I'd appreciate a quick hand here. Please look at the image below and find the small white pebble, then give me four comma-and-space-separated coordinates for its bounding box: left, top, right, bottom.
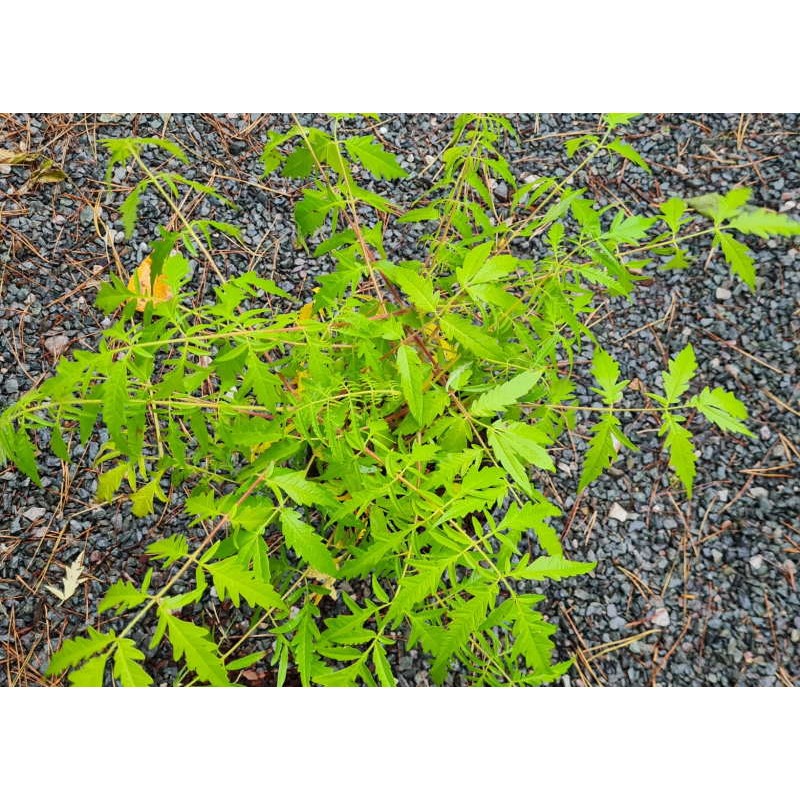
652, 607, 670, 627
23, 507, 47, 522
749, 554, 764, 570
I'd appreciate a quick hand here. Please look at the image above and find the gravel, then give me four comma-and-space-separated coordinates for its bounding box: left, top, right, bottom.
1, 113, 798, 686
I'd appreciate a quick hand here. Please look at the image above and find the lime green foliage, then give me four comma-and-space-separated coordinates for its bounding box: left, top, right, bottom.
2, 114, 796, 686
687, 188, 800, 289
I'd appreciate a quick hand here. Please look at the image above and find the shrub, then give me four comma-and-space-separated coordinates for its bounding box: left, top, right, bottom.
2, 113, 798, 685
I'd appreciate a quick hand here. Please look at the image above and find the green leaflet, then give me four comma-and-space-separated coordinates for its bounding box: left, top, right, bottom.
388, 559, 449, 623
372, 642, 396, 687
602, 212, 655, 244
120, 180, 147, 238
607, 138, 651, 173
662, 344, 697, 404
728, 207, 800, 239
269, 470, 338, 509
487, 421, 554, 498
8, 424, 42, 487
456, 244, 517, 288
440, 313, 507, 361
689, 386, 753, 437
49, 421, 70, 462
397, 206, 439, 223
280, 508, 338, 576
502, 500, 563, 558
205, 557, 287, 611
291, 603, 323, 687
103, 359, 129, 450
99, 579, 148, 613
281, 145, 314, 178
96, 463, 129, 503
603, 113, 640, 128
45, 627, 117, 676
509, 595, 557, 674
163, 612, 231, 686
295, 187, 341, 238
716, 231, 756, 289
660, 414, 696, 497
379, 262, 438, 313
146, 534, 189, 567
591, 348, 628, 406
226, 651, 267, 671
130, 474, 167, 518
660, 197, 689, 233
344, 135, 408, 180
113, 638, 153, 687
68, 654, 109, 686
470, 370, 541, 417
396, 344, 425, 423
578, 414, 634, 492
515, 555, 596, 582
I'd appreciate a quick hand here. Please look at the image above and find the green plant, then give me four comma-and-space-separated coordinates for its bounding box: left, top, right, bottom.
2, 113, 799, 686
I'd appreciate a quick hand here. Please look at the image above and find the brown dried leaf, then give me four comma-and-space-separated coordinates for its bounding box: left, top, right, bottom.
0, 148, 40, 166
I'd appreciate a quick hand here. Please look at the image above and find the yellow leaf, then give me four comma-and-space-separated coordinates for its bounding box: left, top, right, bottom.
306, 567, 338, 601
298, 302, 314, 322
423, 322, 457, 363
127, 255, 174, 312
